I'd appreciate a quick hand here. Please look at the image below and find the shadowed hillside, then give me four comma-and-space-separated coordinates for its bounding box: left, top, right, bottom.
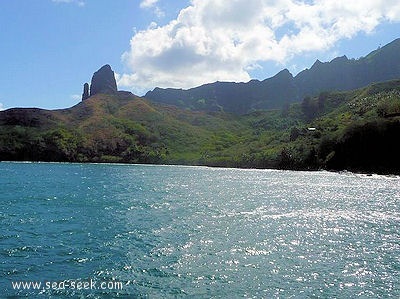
145, 38, 400, 114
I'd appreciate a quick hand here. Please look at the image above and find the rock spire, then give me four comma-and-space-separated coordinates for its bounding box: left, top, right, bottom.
89, 64, 118, 97
81, 82, 89, 101
81, 64, 118, 101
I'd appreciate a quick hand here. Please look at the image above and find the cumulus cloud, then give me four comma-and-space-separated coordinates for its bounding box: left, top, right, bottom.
51, 0, 85, 7
120, 0, 400, 93
0, 103, 5, 111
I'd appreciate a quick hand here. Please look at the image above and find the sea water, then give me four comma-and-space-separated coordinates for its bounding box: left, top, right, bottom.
0, 162, 399, 298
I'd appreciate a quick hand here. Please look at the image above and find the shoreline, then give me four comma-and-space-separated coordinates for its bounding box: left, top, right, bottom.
1, 160, 399, 177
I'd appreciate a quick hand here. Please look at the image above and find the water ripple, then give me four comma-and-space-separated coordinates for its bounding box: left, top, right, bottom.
0, 163, 399, 298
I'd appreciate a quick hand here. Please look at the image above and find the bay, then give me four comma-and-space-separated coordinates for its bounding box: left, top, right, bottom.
0, 162, 399, 298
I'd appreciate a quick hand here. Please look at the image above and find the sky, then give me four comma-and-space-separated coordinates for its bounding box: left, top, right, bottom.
1, 0, 400, 110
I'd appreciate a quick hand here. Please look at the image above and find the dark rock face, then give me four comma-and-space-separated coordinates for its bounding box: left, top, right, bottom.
82, 83, 89, 101
89, 64, 118, 97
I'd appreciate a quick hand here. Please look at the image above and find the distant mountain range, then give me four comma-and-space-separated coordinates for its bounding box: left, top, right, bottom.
145, 38, 400, 114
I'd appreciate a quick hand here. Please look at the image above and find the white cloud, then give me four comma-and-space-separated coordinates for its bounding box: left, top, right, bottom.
120, 0, 400, 93
140, 0, 159, 9
0, 103, 5, 111
52, 0, 85, 7
140, 0, 164, 17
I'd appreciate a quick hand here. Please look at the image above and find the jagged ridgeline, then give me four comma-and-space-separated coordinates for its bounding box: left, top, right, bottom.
1, 39, 400, 173
145, 38, 400, 114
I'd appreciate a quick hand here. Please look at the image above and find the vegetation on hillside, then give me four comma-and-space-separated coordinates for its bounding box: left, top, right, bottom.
1, 80, 400, 174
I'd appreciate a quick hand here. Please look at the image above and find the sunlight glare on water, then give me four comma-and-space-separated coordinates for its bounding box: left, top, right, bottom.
0, 163, 399, 298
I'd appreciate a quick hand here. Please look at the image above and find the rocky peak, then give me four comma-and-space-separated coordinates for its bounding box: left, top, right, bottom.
273, 68, 293, 80
81, 83, 89, 101
89, 64, 118, 97
311, 59, 323, 69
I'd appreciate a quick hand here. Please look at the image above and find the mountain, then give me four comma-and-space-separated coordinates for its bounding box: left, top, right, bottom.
1, 39, 400, 173
295, 38, 400, 96
145, 69, 298, 115
0, 92, 248, 165
145, 38, 400, 114
1, 76, 400, 173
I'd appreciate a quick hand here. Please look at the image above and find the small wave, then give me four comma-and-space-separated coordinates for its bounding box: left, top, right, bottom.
3, 245, 42, 258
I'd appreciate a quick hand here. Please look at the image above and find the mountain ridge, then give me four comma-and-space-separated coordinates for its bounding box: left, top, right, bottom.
1, 39, 400, 173
145, 38, 400, 114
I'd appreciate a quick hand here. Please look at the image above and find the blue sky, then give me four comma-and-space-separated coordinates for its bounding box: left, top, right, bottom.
1, 0, 400, 110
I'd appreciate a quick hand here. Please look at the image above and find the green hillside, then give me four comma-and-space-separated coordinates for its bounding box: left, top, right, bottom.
1, 80, 400, 173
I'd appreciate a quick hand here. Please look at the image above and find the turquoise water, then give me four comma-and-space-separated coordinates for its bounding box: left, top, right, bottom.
0, 162, 399, 298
